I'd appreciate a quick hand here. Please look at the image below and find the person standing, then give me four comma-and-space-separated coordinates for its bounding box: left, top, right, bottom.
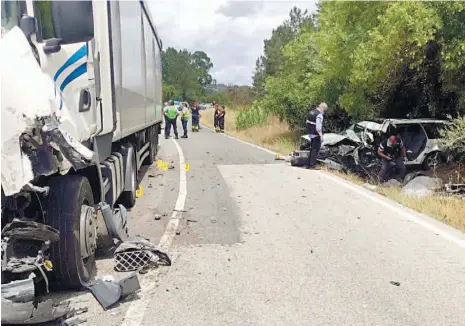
217, 105, 226, 133
306, 102, 328, 169
191, 101, 201, 132
377, 135, 407, 183
180, 103, 190, 138
163, 100, 179, 139
213, 103, 220, 132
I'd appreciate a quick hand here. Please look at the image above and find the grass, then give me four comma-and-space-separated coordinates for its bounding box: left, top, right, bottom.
201, 106, 465, 232
201, 107, 298, 155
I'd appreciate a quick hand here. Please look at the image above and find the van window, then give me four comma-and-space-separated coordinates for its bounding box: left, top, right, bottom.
421, 123, 444, 139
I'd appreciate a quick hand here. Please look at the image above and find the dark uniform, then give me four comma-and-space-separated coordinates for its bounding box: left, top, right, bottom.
378, 136, 407, 182
217, 106, 226, 132
191, 104, 200, 131
306, 108, 324, 168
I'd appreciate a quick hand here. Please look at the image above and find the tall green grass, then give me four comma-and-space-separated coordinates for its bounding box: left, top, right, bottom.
235, 102, 269, 130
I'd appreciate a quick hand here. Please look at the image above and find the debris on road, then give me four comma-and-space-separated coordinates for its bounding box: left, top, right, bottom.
63, 316, 87, 326
1, 277, 70, 324
390, 281, 401, 286
87, 273, 141, 310
1, 219, 64, 324
154, 214, 162, 220
187, 219, 198, 223
114, 236, 171, 273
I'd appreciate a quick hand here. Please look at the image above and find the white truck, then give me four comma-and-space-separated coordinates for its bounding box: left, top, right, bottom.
1, 0, 163, 296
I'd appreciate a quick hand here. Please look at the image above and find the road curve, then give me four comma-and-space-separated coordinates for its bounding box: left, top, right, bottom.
137, 124, 465, 326
56, 120, 465, 326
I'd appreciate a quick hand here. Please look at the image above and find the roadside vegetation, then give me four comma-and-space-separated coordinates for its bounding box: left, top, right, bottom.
167, 2, 465, 231
201, 107, 465, 232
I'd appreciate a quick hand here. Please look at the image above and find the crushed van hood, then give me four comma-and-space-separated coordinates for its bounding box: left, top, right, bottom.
1, 27, 94, 196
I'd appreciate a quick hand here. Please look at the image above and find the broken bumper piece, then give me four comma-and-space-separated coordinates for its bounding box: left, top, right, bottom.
87, 272, 141, 310
1, 279, 69, 324
114, 236, 172, 272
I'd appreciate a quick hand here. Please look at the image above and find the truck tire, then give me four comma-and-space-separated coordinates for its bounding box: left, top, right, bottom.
119, 148, 137, 208
145, 125, 158, 165
44, 175, 95, 289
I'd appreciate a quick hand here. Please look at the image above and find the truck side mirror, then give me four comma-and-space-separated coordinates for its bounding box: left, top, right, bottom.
19, 16, 37, 39
50, 1, 94, 45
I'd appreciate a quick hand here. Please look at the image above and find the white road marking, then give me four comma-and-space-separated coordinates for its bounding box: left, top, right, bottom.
122, 139, 187, 326
200, 123, 465, 249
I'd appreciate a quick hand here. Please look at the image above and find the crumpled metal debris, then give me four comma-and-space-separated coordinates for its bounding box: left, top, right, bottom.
114, 236, 171, 273
87, 273, 141, 310
2, 219, 59, 278
444, 183, 465, 195
1, 278, 70, 324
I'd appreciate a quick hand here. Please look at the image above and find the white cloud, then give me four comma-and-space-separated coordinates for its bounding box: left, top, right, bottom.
147, 0, 317, 85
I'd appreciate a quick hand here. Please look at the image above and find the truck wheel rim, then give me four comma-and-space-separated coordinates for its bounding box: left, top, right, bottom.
80, 202, 97, 260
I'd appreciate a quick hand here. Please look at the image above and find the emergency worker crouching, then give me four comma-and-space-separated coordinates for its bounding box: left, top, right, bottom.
377, 135, 407, 183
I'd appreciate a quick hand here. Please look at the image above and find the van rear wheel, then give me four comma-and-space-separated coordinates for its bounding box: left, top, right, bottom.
45, 175, 96, 289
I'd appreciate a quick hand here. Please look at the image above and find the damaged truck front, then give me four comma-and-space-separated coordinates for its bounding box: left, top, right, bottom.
1, 1, 163, 322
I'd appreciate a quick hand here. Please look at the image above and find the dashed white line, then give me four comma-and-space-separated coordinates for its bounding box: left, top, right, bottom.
200, 123, 465, 249
121, 138, 187, 326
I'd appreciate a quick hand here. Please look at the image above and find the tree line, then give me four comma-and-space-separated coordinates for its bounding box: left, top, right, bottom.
250, 2, 465, 132
162, 47, 215, 102
162, 47, 258, 106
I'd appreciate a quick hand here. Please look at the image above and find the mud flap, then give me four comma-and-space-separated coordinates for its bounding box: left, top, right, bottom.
100, 203, 129, 243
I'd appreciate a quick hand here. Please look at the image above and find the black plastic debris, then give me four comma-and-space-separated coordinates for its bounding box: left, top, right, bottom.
390, 281, 400, 286
87, 273, 141, 310
114, 236, 171, 272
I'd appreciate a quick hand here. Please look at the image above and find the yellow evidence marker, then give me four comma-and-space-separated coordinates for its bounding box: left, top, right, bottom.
275, 153, 281, 159
157, 159, 163, 168
184, 163, 190, 172
162, 162, 168, 171
136, 185, 144, 198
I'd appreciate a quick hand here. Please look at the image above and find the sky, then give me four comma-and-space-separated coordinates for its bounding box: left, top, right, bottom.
148, 0, 317, 86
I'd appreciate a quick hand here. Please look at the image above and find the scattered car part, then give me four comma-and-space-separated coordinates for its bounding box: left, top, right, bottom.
1, 278, 70, 324
87, 273, 141, 310
63, 316, 87, 326
290, 151, 310, 167
114, 236, 171, 272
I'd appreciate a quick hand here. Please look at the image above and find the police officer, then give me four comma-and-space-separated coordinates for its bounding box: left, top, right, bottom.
191, 101, 201, 131
163, 100, 179, 139
377, 135, 407, 183
180, 102, 190, 138
306, 102, 328, 169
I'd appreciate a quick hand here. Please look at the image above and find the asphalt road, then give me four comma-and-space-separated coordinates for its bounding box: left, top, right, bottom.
52, 121, 465, 326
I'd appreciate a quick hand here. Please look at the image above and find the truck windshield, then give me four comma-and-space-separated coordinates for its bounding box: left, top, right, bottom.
1, 1, 20, 33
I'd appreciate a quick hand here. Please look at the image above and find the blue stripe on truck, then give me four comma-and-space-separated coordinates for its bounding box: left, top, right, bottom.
55, 44, 88, 110
60, 62, 88, 92
53, 44, 87, 83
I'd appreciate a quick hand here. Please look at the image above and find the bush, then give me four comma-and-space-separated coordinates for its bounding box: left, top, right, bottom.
441, 116, 465, 162
236, 101, 269, 130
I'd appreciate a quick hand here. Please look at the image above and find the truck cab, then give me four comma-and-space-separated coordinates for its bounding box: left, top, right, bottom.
1, 0, 163, 297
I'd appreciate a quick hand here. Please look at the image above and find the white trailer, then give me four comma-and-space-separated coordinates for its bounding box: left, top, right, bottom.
1, 0, 163, 293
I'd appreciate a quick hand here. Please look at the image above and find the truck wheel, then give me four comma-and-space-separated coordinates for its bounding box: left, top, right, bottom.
44, 175, 96, 289
120, 149, 137, 208
145, 125, 158, 165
